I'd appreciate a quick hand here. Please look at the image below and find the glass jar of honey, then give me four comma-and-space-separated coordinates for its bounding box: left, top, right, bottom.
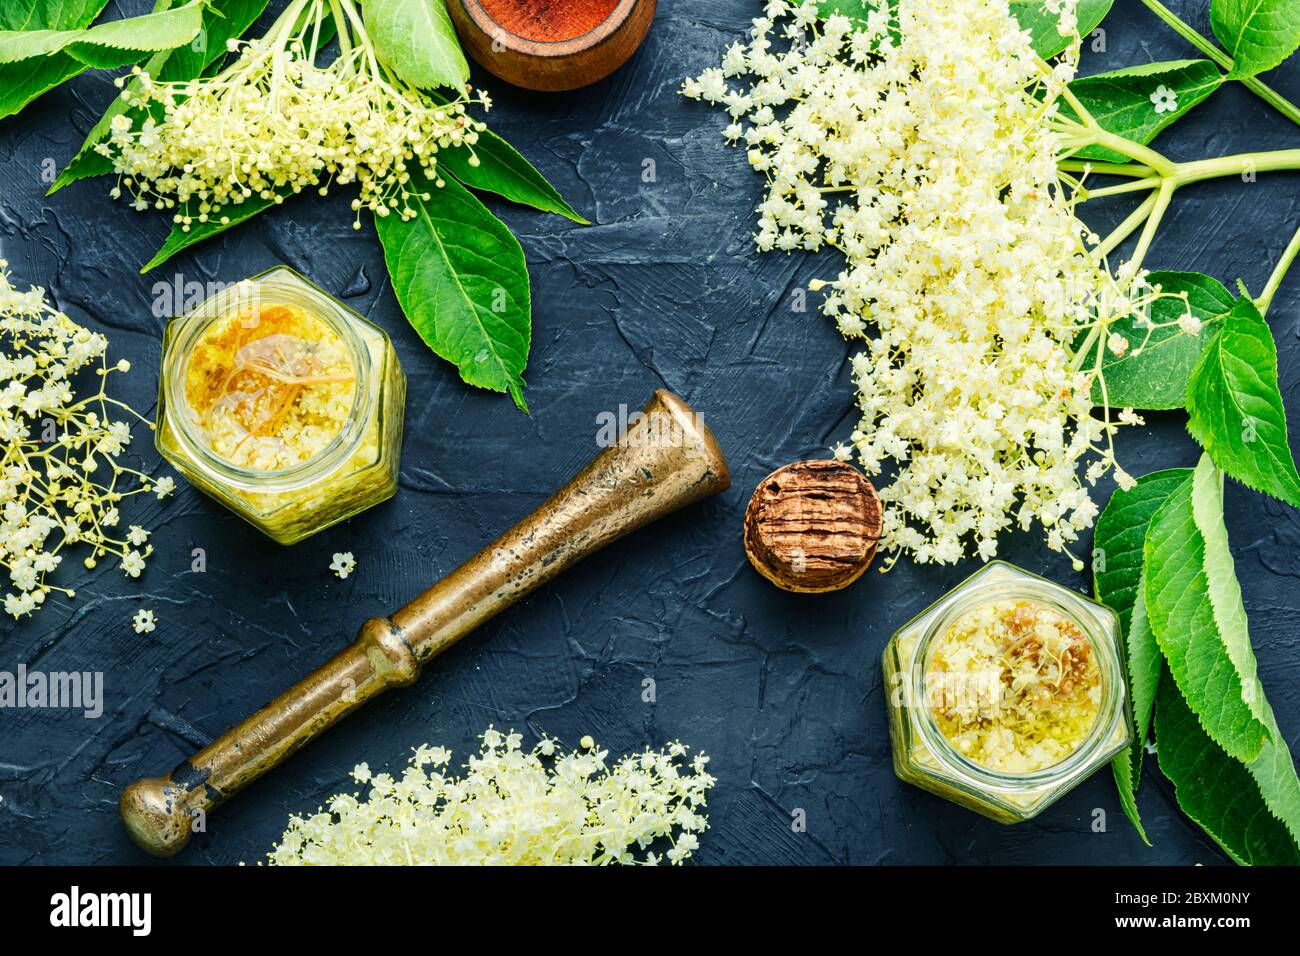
156, 267, 405, 545
883, 561, 1130, 822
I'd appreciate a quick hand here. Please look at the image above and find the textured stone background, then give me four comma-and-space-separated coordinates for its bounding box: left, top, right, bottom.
1, 0, 1297, 865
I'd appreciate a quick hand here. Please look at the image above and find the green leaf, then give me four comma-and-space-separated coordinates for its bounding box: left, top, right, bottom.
163, 0, 271, 83
1011, 0, 1114, 59
141, 191, 286, 273
0, 0, 108, 120
0, 1, 204, 68
0, 0, 108, 31
815, 0, 900, 46
816, 0, 892, 24
1111, 744, 1148, 845
1066, 60, 1223, 164
1211, 0, 1300, 79
0, 54, 85, 120
376, 172, 531, 410
1109, 575, 1156, 843
1155, 673, 1300, 865
364, 0, 468, 91
1094, 467, 1190, 841
51, 0, 271, 194
1187, 296, 1300, 508
1093, 271, 1234, 410
1144, 455, 1269, 763
1095, 470, 1191, 741
439, 131, 589, 224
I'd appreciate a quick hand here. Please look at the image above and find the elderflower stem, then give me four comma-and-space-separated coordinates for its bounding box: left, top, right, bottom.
1125, 179, 1176, 277
1060, 159, 1157, 178
1257, 222, 1300, 316
1088, 129, 1178, 176
1171, 148, 1300, 186
1138, 0, 1300, 129
1093, 190, 1159, 259
327, 0, 353, 58
1080, 178, 1161, 200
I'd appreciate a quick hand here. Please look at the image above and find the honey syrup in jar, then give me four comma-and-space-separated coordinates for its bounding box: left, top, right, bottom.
156, 267, 406, 544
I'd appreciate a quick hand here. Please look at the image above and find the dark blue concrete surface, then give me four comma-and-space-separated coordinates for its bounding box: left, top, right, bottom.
0, 0, 1297, 865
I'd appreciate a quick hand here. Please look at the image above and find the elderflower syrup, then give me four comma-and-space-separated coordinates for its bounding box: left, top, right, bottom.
883, 561, 1129, 822
156, 267, 405, 544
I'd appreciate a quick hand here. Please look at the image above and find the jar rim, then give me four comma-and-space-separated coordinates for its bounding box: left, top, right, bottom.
909, 572, 1125, 791
161, 267, 375, 494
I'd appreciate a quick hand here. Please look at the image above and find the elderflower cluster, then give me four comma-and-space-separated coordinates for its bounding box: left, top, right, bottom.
685, 0, 1158, 567
0, 263, 171, 619
100, 0, 489, 232
268, 729, 715, 865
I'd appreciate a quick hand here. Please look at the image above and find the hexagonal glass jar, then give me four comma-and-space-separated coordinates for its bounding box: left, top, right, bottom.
156, 266, 405, 545
883, 561, 1130, 823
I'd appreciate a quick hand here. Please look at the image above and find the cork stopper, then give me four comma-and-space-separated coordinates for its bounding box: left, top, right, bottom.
743, 460, 882, 593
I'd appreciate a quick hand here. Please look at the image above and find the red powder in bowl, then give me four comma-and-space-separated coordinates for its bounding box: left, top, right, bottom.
478, 0, 621, 42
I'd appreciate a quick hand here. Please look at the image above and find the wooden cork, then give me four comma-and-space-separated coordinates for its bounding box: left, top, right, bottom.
743, 460, 882, 593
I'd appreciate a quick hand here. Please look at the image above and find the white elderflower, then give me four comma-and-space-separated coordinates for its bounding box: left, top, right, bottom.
267, 730, 714, 866
120, 549, 146, 578
1149, 84, 1179, 114
99, 0, 490, 232
684, 0, 1175, 567
132, 608, 156, 634
330, 551, 357, 579
0, 263, 167, 619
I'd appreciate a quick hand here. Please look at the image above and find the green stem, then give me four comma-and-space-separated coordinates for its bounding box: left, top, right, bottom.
1090, 128, 1177, 176
1127, 180, 1175, 276
1095, 191, 1158, 259
1071, 322, 1102, 372
1060, 159, 1156, 178
1139, 0, 1300, 128
1081, 178, 1161, 200
1257, 223, 1300, 316
1171, 148, 1300, 186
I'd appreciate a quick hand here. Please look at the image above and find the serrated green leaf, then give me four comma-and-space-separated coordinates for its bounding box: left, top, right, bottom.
1093, 271, 1234, 410
376, 172, 531, 410
0, 0, 108, 32
141, 190, 286, 273
1145, 456, 1268, 763
1109, 575, 1155, 843
1066, 60, 1223, 164
0, 29, 88, 62
164, 0, 272, 82
1156, 673, 1300, 865
0, 0, 108, 120
0, 1, 203, 67
439, 131, 588, 225
1187, 296, 1300, 508
1010, 0, 1114, 59
1211, 0, 1300, 80
364, 0, 468, 91
51, 0, 272, 194
1094, 467, 1189, 841
0, 54, 85, 120
1110, 744, 1149, 845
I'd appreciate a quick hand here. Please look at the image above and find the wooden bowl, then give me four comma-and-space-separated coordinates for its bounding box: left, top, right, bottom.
447, 0, 656, 92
